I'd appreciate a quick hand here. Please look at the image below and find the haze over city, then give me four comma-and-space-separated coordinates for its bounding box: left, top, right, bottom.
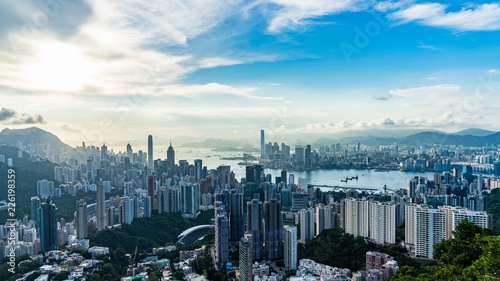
0, 0, 500, 147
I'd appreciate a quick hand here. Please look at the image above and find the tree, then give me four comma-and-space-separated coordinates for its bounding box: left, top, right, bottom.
433, 220, 490, 268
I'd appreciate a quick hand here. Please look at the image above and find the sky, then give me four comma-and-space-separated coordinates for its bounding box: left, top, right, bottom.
1, 0, 500, 148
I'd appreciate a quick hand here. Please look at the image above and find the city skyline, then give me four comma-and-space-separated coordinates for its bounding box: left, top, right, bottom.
0, 1, 500, 145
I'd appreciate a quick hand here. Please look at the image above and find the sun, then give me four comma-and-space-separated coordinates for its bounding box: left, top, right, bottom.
22, 42, 89, 92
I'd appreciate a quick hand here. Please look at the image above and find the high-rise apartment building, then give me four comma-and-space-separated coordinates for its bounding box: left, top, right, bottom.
369, 202, 396, 244
76, 199, 87, 239
283, 225, 298, 270
239, 234, 253, 281
96, 182, 106, 231
299, 208, 315, 244
215, 205, 229, 264
344, 198, 369, 238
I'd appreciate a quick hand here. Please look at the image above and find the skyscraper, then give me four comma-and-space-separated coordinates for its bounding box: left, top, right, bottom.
148, 135, 153, 169
283, 225, 298, 270
194, 159, 203, 180
31, 196, 40, 225
315, 204, 335, 237
76, 199, 88, 239
260, 130, 265, 158
182, 183, 200, 216
299, 208, 315, 244
39, 197, 58, 251
369, 201, 396, 244
239, 234, 253, 281
344, 198, 370, 238
264, 199, 282, 260
167, 142, 175, 168
215, 205, 229, 264
96, 182, 106, 231
101, 143, 108, 159
126, 143, 133, 161
247, 199, 263, 261
229, 189, 244, 242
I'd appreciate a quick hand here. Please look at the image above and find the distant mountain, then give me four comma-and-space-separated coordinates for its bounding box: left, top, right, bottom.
0, 127, 71, 152
399, 131, 500, 146
314, 130, 500, 147
453, 128, 497, 137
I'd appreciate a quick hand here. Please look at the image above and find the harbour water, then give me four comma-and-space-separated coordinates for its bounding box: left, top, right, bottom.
160, 147, 438, 191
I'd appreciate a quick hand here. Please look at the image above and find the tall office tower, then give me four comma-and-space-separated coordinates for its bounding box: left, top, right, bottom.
144, 196, 152, 218
182, 183, 200, 215
407, 177, 418, 202
39, 198, 58, 251
291, 191, 308, 213
96, 182, 106, 231
101, 143, 108, 159
281, 188, 291, 210
167, 142, 175, 167
344, 198, 370, 238
305, 145, 312, 169
147, 176, 157, 211
229, 189, 244, 242
260, 130, 265, 158
121, 198, 133, 224
288, 173, 295, 186
264, 199, 282, 260
86, 159, 94, 183
281, 170, 287, 185
148, 135, 153, 169
76, 199, 88, 239
215, 205, 229, 264
126, 143, 133, 161
247, 199, 263, 261
369, 201, 396, 244
315, 204, 335, 236
239, 234, 253, 281
283, 225, 298, 270
31, 196, 40, 225
299, 208, 315, 244
194, 159, 203, 180
439, 206, 491, 239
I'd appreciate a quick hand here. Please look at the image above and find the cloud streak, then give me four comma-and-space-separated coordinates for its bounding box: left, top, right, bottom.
390, 3, 500, 31
389, 84, 461, 98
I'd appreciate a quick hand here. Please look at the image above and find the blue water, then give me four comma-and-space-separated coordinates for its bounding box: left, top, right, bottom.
168, 147, 438, 191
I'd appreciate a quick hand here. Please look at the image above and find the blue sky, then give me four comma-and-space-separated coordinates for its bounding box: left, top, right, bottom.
0, 0, 499, 147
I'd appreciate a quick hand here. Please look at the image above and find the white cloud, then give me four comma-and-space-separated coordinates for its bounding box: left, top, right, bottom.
390, 3, 500, 31
251, 0, 363, 33
488, 69, 499, 74
389, 84, 461, 98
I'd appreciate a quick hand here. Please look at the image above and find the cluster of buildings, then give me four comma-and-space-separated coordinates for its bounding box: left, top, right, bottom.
2, 132, 500, 280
